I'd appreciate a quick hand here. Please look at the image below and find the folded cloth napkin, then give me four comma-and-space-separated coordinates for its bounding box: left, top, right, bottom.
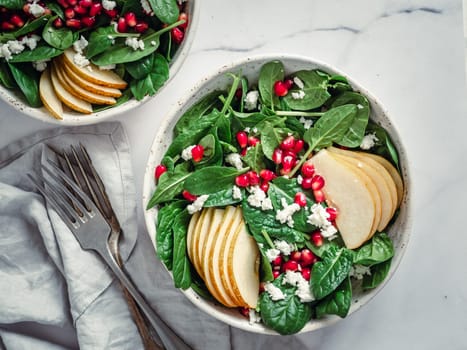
0, 122, 320, 350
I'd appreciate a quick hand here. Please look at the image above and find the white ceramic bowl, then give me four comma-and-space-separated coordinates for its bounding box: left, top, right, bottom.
142, 54, 412, 334
0, 1, 199, 125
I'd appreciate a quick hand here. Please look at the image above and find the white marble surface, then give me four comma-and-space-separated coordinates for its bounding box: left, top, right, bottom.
1, 0, 467, 348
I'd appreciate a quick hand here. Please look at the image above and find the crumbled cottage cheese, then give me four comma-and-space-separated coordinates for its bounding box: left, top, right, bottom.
102, 0, 116, 10
291, 90, 306, 100
247, 186, 273, 211
307, 203, 338, 239
225, 153, 243, 170
244, 90, 259, 111
265, 248, 281, 262
349, 264, 371, 280
73, 36, 88, 54
0, 45, 12, 61
0, 36, 40, 61
73, 52, 90, 67
187, 195, 209, 214
274, 240, 295, 256
181, 145, 195, 161
283, 270, 315, 302
293, 76, 305, 89
299, 116, 313, 130
264, 282, 285, 301
232, 185, 242, 200
360, 132, 378, 150
140, 0, 153, 14
33, 59, 49, 72
29, 1, 46, 17
276, 198, 301, 228
21, 35, 40, 50
7, 40, 25, 54
125, 37, 145, 51
248, 309, 261, 325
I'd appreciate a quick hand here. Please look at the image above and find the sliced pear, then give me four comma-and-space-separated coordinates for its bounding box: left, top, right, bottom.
54, 62, 117, 105
328, 148, 395, 232
58, 57, 122, 98
62, 48, 127, 89
189, 208, 209, 278
186, 211, 200, 262
311, 149, 377, 249
39, 68, 63, 120
50, 65, 92, 114
227, 222, 260, 308
364, 153, 404, 207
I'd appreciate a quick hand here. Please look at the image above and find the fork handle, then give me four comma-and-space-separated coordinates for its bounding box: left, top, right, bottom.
99, 248, 193, 350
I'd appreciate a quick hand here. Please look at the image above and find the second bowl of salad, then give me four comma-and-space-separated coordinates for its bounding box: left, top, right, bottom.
143, 54, 412, 335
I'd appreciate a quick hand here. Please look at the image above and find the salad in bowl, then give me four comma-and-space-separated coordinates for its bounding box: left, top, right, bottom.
143, 56, 411, 335
0, 0, 196, 124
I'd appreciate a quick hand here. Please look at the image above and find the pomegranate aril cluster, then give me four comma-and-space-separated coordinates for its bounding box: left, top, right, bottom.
271, 135, 305, 175
1, 3, 51, 31
271, 248, 318, 281
170, 12, 188, 44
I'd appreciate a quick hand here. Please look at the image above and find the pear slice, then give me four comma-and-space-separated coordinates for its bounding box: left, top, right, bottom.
227, 221, 260, 308
364, 153, 404, 207
54, 62, 117, 105
50, 65, 92, 114
58, 57, 122, 98
328, 147, 396, 232
311, 149, 377, 249
193, 208, 215, 279
189, 208, 209, 278
39, 68, 63, 120
62, 49, 127, 89
186, 211, 200, 262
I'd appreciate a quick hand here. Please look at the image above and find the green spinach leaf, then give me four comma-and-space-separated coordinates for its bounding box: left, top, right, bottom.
260, 122, 293, 160
130, 53, 169, 100
42, 16, 76, 50
148, 0, 179, 24
8, 63, 41, 107
202, 185, 242, 207
184, 166, 246, 195
0, 61, 15, 88
242, 143, 266, 173
353, 232, 394, 266
365, 121, 400, 167
258, 60, 284, 110
362, 259, 392, 290
147, 162, 191, 207
8, 43, 63, 62
315, 276, 352, 318
0, 0, 23, 9
283, 70, 331, 110
172, 209, 192, 289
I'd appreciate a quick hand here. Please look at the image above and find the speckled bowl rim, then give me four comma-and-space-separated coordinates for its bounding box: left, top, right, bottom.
142, 54, 413, 335
0, 0, 200, 126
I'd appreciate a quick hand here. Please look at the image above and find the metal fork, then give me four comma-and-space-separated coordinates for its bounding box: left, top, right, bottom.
27, 161, 192, 350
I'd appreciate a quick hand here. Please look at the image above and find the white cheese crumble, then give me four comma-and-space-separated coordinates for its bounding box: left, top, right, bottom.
107, 35, 116, 45
244, 126, 251, 133
181, 145, 195, 161
21, 35, 40, 50
282, 270, 315, 302
99, 64, 116, 70
296, 175, 303, 185
307, 204, 338, 239
125, 37, 145, 51
274, 240, 295, 256
291, 90, 306, 100
349, 264, 371, 280
261, 197, 273, 211
293, 76, 304, 89
299, 116, 313, 130
244, 90, 259, 111
7, 41, 25, 54
248, 309, 261, 325
73, 53, 90, 67
73, 36, 88, 54
140, 0, 153, 14
232, 185, 243, 200
102, 0, 116, 10
29, 2, 46, 17
225, 153, 243, 170
265, 248, 280, 262
150, 40, 157, 46
0, 45, 12, 61
187, 195, 209, 214
360, 132, 378, 150
276, 198, 301, 228
33, 59, 49, 72
247, 186, 266, 208
264, 282, 285, 301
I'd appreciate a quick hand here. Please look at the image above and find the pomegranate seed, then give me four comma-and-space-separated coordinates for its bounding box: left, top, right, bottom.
284, 78, 294, 89
191, 145, 204, 162
281, 155, 294, 174
65, 19, 81, 29
171, 27, 184, 44
279, 135, 296, 151
301, 267, 311, 281
294, 192, 307, 207
236, 131, 248, 148
89, 2, 102, 16
1, 22, 15, 30
116, 17, 127, 32
326, 207, 338, 221
272, 255, 282, 266
73, 4, 87, 14
81, 16, 95, 27
300, 249, 315, 267
235, 174, 249, 188
64, 7, 75, 18
282, 260, 299, 272
246, 171, 260, 186
301, 177, 313, 190
272, 148, 283, 164
10, 15, 24, 27
79, 0, 92, 7
67, 0, 77, 6
234, 88, 243, 99
154, 164, 167, 180
310, 174, 325, 191
293, 139, 305, 154
290, 251, 301, 262
53, 17, 64, 28
311, 231, 323, 247
104, 8, 118, 18
260, 169, 276, 181
135, 21, 148, 33
124, 12, 137, 27
57, 0, 69, 8
301, 161, 315, 178
240, 148, 247, 156
260, 180, 269, 193
239, 307, 249, 317
248, 136, 260, 147
182, 190, 197, 201
273, 81, 288, 97
272, 270, 281, 279
178, 12, 188, 30
313, 189, 325, 203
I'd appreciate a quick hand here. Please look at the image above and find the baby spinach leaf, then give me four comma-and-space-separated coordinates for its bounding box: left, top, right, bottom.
195, 131, 223, 168
0, 0, 23, 9
203, 185, 242, 207
242, 143, 266, 173
156, 200, 186, 270
214, 113, 232, 144
42, 16, 76, 50
125, 53, 154, 80
353, 232, 394, 266
0, 62, 15, 89
260, 122, 293, 160
365, 121, 400, 167
259, 277, 313, 335
311, 245, 353, 299
11, 16, 49, 38
147, 162, 191, 207
130, 53, 169, 100
86, 26, 126, 58
283, 70, 331, 111
303, 104, 357, 151
8, 63, 41, 107
315, 276, 352, 318
332, 91, 370, 148
362, 258, 392, 290
184, 166, 246, 195
258, 60, 284, 110
259, 251, 274, 282
149, 0, 179, 24
8, 44, 63, 63
172, 209, 192, 289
